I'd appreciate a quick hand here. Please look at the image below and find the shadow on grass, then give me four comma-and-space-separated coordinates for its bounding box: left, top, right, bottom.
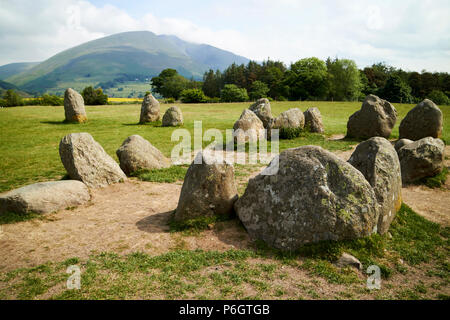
0, 211, 43, 225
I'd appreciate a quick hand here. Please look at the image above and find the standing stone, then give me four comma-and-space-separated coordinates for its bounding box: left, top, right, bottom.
162, 106, 183, 127
59, 133, 127, 188
304, 107, 324, 133
235, 146, 379, 251
397, 137, 445, 184
399, 99, 443, 140
174, 151, 238, 222
249, 98, 274, 129
233, 109, 265, 143
139, 93, 160, 123
116, 135, 171, 175
394, 139, 413, 152
347, 94, 397, 139
0, 181, 90, 215
348, 137, 402, 235
64, 88, 87, 123
273, 108, 305, 129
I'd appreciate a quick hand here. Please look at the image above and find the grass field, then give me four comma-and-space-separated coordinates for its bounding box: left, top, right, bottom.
0, 101, 449, 192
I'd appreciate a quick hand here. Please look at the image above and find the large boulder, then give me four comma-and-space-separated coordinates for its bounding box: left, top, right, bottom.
116, 135, 170, 175
162, 106, 183, 127
59, 133, 127, 188
347, 94, 397, 139
399, 99, 443, 140
139, 94, 160, 123
394, 139, 413, 152
235, 146, 379, 251
174, 151, 238, 222
348, 137, 402, 235
249, 98, 274, 129
0, 181, 90, 215
64, 88, 87, 123
304, 107, 324, 133
398, 137, 445, 184
273, 108, 305, 130
233, 109, 265, 143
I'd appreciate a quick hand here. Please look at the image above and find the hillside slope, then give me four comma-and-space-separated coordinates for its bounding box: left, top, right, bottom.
0, 62, 39, 80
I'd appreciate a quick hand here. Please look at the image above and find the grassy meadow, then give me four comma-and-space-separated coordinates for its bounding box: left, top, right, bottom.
0, 101, 449, 193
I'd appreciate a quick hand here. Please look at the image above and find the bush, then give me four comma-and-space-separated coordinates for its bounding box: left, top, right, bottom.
207, 97, 221, 103
180, 88, 207, 103
249, 80, 269, 100
81, 86, 108, 105
165, 97, 175, 104
279, 127, 303, 139
2, 89, 22, 107
220, 84, 249, 102
427, 90, 449, 106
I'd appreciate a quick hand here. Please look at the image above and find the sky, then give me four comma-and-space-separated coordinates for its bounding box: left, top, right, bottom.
0, 0, 449, 72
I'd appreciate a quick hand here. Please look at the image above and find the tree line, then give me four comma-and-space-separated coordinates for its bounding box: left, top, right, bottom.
151, 58, 450, 105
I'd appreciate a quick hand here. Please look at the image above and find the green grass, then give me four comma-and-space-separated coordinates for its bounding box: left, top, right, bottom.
421, 167, 449, 188
131, 166, 188, 183
2, 101, 446, 193
0, 212, 43, 225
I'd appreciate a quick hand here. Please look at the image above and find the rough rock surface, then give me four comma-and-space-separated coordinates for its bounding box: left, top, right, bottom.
399, 99, 443, 140
398, 137, 445, 184
174, 151, 238, 222
162, 105, 183, 127
116, 135, 170, 175
304, 107, 324, 133
235, 146, 379, 251
273, 108, 305, 129
139, 94, 160, 123
249, 98, 273, 129
59, 133, 127, 188
233, 109, 265, 143
347, 94, 397, 139
0, 181, 90, 215
64, 88, 87, 123
348, 137, 402, 235
394, 139, 413, 152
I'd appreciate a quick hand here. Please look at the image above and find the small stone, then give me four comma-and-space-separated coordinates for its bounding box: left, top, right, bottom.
249, 98, 273, 129
139, 93, 160, 123
162, 105, 183, 126
64, 88, 87, 123
335, 253, 362, 270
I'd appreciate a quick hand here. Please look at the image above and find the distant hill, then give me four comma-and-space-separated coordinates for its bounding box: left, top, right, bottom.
0, 80, 30, 97
5, 31, 250, 94
0, 62, 39, 80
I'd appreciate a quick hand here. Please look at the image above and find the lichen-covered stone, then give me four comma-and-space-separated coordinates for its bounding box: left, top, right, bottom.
162, 105, 183, 126
174, 151, 238, 222
59, 133, 127, 188
394, 139, 413, 152
249, 98, 273, 129
235, 146, 379, 251
64, 88, 87, 123
0, 181, 90, 215
139, 93, 160, 123
233, 109, 265, 143
304, 107, 324, 133
398, 137, 445, 184
348, 137, 402, 235
347, 94, 397, 139
273, 108, 305, 130
116, 135, 170, 175
399, 99, 443, 140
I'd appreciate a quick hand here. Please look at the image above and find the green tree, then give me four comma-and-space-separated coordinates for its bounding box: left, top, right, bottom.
81, 86, 108, 105
220, 84, 249, 102
180, 88, 208, 103
378, 74, 413, 103
427, 90, 449, 105
202, 69, 221, 97
327, 58, 362, 101
2, 89, 22, 107
151, 69, 189, 100
249, 80, 269, 100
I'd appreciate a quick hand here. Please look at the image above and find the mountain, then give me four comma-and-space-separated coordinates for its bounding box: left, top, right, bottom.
5, 31, 249, 94
0, 62, 40, 80
0, 80, 30, 97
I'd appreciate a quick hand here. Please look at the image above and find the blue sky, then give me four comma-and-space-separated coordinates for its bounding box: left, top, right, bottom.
1, 0, 449, 72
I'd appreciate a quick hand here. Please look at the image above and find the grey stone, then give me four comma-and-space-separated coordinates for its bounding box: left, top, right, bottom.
139, 93, 160, 123
162, 105, 183, 127
335, 252, 362, 270
249, 98, 273, 129
347, 94, 397, 139
59, 133, 127, 188
64, 88, 87, 123
174, 151, 238, 222
235, 146, 379, 251
273, 108, 305, 130
304, 107, 324, 133
394, 139, 413, 152
398, 137, 445, 184
116, 135, 170, 175
399, 99, 443, 140
0, 180, 90, 215
233, 109, 265, 143
348, 137, 402, 235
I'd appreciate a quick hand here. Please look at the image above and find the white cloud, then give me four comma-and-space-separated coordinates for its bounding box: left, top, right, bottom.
0, 0, 449, 72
